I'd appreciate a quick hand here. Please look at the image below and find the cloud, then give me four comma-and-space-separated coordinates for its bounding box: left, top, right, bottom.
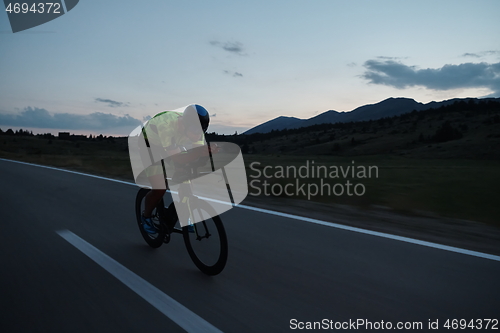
210, 41, 245, 55
462, 53, 481, 58
95, 98, 129, 107
462, 50, 500, 58
223, 70, 243, 77
0, 107, 141, 130
376, 56, 407, 60
362, 59, 500, 96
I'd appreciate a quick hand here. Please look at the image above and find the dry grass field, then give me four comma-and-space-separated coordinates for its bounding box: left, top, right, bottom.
1, 134, 499, 227
1, 100, 499, 227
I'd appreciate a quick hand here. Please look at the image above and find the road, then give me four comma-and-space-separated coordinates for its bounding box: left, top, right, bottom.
0, 158, 499, 332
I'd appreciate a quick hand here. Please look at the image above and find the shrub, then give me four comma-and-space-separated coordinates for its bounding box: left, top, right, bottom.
431, 121, 463, 143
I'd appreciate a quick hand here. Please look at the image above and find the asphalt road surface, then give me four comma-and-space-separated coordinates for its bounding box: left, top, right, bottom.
1, 158, 499, 332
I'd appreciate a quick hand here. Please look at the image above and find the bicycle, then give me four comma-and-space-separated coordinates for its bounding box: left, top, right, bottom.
135, 156, 228, 276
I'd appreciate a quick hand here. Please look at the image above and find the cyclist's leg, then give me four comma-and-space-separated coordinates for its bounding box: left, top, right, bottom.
144, 173, 167, 217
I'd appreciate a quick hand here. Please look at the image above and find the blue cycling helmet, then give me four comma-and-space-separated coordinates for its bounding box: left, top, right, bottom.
183, 104, 210, 133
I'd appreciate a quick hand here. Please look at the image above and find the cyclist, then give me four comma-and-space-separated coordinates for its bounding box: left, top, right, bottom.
140, 104, 212, 234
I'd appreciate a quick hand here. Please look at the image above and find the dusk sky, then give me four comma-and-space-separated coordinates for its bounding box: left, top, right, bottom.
1, 0, 499, 135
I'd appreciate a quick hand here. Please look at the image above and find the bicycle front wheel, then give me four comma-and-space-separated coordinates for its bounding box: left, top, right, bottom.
182, 199, 228, 276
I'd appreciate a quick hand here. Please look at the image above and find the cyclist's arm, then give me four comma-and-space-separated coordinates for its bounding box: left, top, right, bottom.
165, 144, 182, 157
168, 145, 209, 164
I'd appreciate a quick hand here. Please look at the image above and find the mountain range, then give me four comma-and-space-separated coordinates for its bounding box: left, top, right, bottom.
244, 97, 497, 134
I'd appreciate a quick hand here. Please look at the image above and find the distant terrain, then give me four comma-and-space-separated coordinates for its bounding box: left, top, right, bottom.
244, 96, 500, 135
1, 97, 499, 228
212, 98, 500, 160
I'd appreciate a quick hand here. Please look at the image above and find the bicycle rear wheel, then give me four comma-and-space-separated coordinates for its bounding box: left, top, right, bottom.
182, 199, 228, 275
135, 188, 167, 248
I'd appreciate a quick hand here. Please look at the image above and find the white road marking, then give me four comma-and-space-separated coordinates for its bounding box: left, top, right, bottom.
2, 158, 500, 262
235, 204, 500, 262
56, 229, 223, 333
0, 158, 136, 185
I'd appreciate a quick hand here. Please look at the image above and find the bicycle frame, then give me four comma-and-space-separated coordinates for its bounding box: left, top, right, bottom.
135, 165, 228, 275
160, 167, 213, 241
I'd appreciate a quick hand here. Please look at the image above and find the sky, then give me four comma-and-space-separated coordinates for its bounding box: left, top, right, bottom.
1, 0, 499, 136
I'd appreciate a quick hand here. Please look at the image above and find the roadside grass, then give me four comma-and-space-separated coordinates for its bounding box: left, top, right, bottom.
0, 136, 134, 180
1, 136, 498, 226
244, 154, 500, 226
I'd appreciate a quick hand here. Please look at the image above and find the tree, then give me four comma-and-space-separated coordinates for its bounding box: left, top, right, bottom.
431, 121, 463, 143
241, 143, 249, 154
331, 143, 341, 152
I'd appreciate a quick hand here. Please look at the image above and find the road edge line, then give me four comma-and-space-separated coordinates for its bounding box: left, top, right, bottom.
2, 158, 499, 262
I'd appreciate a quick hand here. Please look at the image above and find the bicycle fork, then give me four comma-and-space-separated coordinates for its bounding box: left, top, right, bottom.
183, 196, 211, 241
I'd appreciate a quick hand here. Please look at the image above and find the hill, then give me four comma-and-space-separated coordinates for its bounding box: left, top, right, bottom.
243, 116, 303, 134
244, 97, 495, 134
209, 98, 500, 160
